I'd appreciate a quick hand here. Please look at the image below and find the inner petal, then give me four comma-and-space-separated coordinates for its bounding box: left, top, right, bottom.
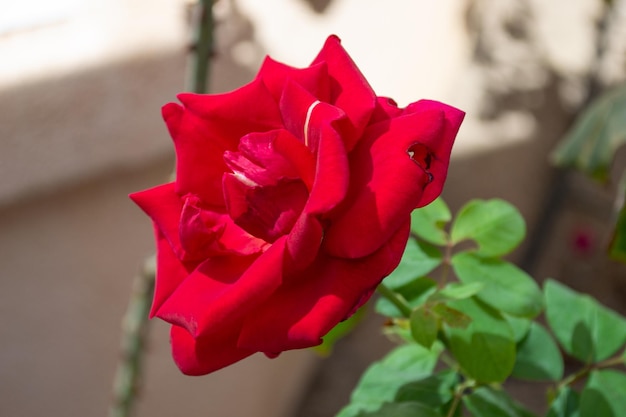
223, 174, 309, 243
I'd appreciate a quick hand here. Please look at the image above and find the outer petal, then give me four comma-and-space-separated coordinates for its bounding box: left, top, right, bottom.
170, 324, 254, 376
130, 183, 186, 259
156, 238, 287, 338
165, 78, 283, 205
237, 220, 410, 352
151, 228, 198, 317
311, 35, 377, 150
403, 100, 465, 207
256, 56, 331, 103
324, 105, 461, 259
369, 97, 404, 124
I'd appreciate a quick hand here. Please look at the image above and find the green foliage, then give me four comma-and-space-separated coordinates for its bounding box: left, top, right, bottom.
544, 279, 626, 363
375, 277, 437, 317
354, 402, 442, 417
339, 197, 626, 417
451, 253, 543, 318
579, 370, 626, 417
463, 387, 537, 417
450, 199, 525, 257
608, 176, 626, 262
383, 239, 442, 288
551, 84, 626, 265
512, 322, 563, 381
394, 370, 457, 409
336, 344, 441, 417
411, 197, 452, 246
410, 306, 439, 349
546, 387, 580, 417
314, 304, 366, 355
445, 297, 516, 383
552, 83, 626, 182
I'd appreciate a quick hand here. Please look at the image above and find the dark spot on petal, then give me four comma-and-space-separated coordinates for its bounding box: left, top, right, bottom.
407, 142, 435, 184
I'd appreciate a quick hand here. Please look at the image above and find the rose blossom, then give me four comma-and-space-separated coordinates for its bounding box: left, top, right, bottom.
131, 35, 464, 375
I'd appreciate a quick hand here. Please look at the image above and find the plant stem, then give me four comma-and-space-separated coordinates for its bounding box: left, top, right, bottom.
556, 352, 626, 391
108, 2, 216, 416
187, 0, 215, 94
446, 392, 463, 417
108, 256, 156, 417
439, 240, 454, 288
377, 283, 413, 318
447, 379, 474, 417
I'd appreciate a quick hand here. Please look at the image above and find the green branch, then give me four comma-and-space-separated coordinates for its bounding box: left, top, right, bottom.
187, 0, 215, 94
377, 283, 413, 318
556, 352, 626, 391
108, 256, 156, 417
108, 1, 217, 414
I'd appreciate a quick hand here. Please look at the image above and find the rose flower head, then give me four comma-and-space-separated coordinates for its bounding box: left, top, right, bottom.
130, 35, 464, 375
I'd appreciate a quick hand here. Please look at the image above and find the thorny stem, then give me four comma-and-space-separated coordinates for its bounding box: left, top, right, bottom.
377, 283, 413, 318
187, 0, 215, 94
108, 256, 156, 417
108, 1, 216, 416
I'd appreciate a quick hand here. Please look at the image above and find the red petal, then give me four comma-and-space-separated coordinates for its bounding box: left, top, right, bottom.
285, 213, 324, 271
151, 228, 197, 317
155, 238, 286, 338
304, 118, 350, 215
179, 194, 227, 260
237, 221, 409, 352
370, 97, 403, 124
311, 35, 377, 150
130, 183, 186, 259
164, 78, 283, 205
257, 56, 331, 103
403, 100, 465, 207
324, 105, 461, 258
223, 173, 309, 243
170, 324, 254, 376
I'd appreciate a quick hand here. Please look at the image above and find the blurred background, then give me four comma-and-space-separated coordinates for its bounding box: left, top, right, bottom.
1, 0, 625, 416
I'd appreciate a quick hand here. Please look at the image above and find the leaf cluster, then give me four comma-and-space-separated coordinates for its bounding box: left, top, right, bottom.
337, 198, 626, 417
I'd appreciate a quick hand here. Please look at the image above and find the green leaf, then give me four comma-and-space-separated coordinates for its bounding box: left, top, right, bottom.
450, 199, 526, 257
431, 303, 472, 329
376, 277, 437, 317
544, 279, 626, 363
580, 370, 626, 417
428, 282, 484, 303
547, 387, 580, 417
445, 297, 516, 383
337, 344, 441, 417
505, 315, 532, 343
463, 387, 538, 417
314, 302, 366, 355
395, 370, 458, 409
410, 307, 439, 349
552, 83, 626, 182
609, 174, 626, 263
512, 322, 564, 381
383, 239, 443, 288
411, 197, 452, 245
451, 252, 543, 318
354, 402, 443, 417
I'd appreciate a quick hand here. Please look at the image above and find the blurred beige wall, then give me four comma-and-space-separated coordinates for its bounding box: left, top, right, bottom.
3, 0, 621, 416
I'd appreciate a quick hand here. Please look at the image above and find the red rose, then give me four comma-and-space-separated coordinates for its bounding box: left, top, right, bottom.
131, 35, 464, 375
